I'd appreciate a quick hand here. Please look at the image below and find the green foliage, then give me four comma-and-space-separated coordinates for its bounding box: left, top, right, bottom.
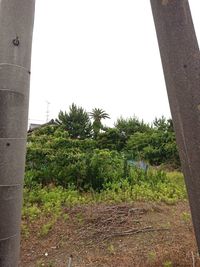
181, 212, 191, 224
113, 116, 179, 168
96, 128, 126, 151
86, 149, 124, 190
26, 128, 93, 188
23, 185, 90, 222
163, 261, 173, 267
153, 116, 174, 132
89, 108, 110, 138
39, 220, 56, 237
126, 127, 179, 167
26, 127, 124, 190
55, 103, 92, 139
24, 111, 186, 240
115, 116, 151, 140
23, 161, 186, 241
147, 251, 157, 264
22, 170, 186, 223
101, 168, 186, 204
28, 112, 180, 171
22, 204, 41, 221
21, 223, 30, 238
28, 124, 60, 137
26, 113, 182, 201
107, 244, 115, 254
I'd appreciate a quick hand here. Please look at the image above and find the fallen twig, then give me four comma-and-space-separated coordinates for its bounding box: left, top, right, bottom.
67, 255, 73, 267
191, 251, 195, 267
110, 226, 169, 238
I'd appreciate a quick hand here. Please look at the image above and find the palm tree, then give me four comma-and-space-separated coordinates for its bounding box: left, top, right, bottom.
0, 0, 35, 265
89, 108, 110, 138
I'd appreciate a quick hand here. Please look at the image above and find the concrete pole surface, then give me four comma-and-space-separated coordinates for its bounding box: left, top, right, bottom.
150, 0, 200, 252
0, 0, 35, 266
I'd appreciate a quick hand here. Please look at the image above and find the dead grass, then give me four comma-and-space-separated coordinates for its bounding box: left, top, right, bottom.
20, 201, 200, 267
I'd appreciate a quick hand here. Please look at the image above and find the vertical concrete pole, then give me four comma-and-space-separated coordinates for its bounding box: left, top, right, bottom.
150, 0, 200, 251
0, 0, 35, 265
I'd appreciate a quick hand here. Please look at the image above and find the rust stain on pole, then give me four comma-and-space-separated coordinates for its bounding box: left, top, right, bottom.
150, 0, 200, 252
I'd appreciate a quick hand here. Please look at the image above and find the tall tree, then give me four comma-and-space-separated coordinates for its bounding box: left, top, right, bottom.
56, 103, 92, 139
153, 116, 174, 132
115, 116, 151, 139
0, 0, 35, 265
151, 0, 200, 252
89, 108, 110, 138
96, 128, 126, 151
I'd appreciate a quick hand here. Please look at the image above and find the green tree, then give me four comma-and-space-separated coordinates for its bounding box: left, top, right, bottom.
153, 116, 174, 132
56, 103, 92, 139
126, 128, 179, 167
115, 116, 151, 140
89, 108, 110, 138
96, 128, 126, 151
26, 128, 124, 191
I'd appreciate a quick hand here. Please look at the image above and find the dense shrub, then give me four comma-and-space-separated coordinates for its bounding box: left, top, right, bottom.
26, 128, 124, 190
115, 116, 151, 139
86, 149, 124, 190
96, 128, 126, 151
102, 169, 186, 204
23, 170, 187, 222
126, 130, 180, 167
26, 115, 181, 191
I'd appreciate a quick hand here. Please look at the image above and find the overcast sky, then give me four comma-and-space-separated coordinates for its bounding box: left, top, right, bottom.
28, 0, 200, 126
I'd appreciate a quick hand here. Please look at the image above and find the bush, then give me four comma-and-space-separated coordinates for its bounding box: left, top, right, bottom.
126, 130, 180, 167
86, 149, 124, 190
26, 129, 124, 190
102, 168, 186, 203
25, 119, 181, 192
23, 170, 187, 223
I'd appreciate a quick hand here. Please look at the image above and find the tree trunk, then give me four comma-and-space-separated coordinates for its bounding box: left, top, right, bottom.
0, 0, 35, 265
150, 0, 200, 252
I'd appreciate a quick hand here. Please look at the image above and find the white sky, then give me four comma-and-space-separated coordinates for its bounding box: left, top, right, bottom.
29, 0, 200, 127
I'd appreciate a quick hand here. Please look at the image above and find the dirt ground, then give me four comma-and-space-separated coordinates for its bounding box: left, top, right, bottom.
20, 201, 200, 267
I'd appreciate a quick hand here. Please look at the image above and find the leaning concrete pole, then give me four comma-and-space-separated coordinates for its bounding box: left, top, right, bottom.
150, 0, 200, 251
0, 0, 35, 265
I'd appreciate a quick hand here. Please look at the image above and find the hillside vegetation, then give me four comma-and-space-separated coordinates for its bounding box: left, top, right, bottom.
21, 104, 192, 266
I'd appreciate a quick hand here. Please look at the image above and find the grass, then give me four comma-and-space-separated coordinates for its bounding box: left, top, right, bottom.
21, 170, 195, 267
39, 220, 56, 237
22, 170, 187, 222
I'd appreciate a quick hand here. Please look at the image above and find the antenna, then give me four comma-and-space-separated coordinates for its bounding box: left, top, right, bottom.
46, 101, 50, 122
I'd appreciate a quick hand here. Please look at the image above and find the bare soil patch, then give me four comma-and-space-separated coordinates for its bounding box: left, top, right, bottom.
20, 201, 200, 266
